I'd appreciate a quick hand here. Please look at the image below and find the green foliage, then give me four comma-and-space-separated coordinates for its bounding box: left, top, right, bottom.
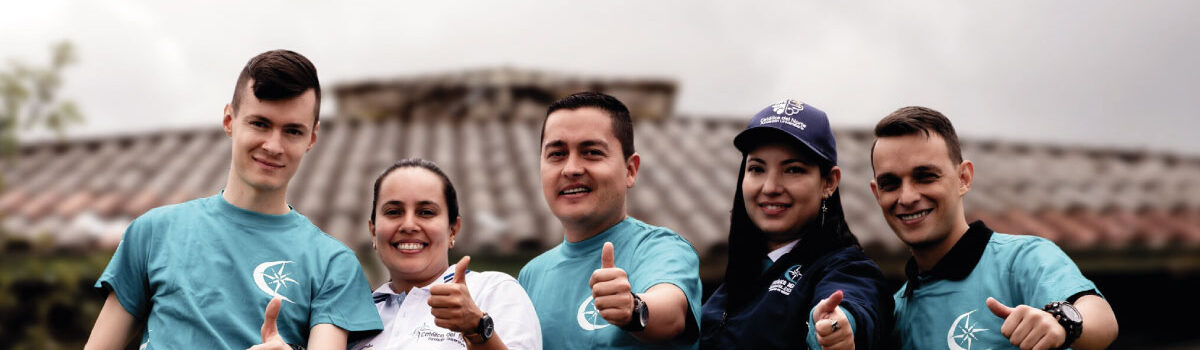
0, 252, 112, 350
0, 41, 83, 158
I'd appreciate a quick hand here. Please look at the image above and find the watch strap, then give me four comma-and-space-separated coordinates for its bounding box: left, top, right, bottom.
1042, 301, 1083, 350
463, 313, 493, 345
620, 292, 648, 332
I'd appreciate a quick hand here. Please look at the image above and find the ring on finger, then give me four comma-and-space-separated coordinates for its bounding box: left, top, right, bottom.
831, 319, 840, 331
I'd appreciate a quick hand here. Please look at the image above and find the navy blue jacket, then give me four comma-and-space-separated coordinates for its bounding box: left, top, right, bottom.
700, 245, 892, 350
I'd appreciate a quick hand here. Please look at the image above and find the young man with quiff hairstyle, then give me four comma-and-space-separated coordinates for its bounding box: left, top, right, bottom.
870, 106, 1118, 350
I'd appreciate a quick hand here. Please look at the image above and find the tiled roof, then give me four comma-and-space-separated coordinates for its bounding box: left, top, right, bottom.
3, 68, 1198, 275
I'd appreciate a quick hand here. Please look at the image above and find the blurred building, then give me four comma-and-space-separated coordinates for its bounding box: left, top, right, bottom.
3, 67, 1200, 282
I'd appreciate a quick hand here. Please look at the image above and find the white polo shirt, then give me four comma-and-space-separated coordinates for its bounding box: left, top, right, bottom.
351, 266, 542, 350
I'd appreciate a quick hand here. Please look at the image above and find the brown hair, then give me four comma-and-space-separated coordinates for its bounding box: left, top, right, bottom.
540, 92, 636, 160
230, 49, 321, 123
871, 106, 963, 166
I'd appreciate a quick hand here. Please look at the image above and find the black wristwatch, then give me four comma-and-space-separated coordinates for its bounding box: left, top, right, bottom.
286, 344, 305, 350
1043, 301, 1083, 350
463, 313, 494, 345
620, 292, 650, 332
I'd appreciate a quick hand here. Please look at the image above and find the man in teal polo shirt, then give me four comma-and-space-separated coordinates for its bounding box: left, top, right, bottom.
518, 92, 701, 349
869, 106, 1118, 350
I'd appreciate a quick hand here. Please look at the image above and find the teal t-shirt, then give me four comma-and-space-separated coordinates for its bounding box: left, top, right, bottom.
95, 194, 383, 349
518, 217, 701, 349
893, 227, 1099, 350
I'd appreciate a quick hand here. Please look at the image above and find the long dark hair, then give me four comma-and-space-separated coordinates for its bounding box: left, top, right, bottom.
722, 143, 862, 311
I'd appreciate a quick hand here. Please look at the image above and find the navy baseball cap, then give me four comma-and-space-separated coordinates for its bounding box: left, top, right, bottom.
733, 99, 837, 165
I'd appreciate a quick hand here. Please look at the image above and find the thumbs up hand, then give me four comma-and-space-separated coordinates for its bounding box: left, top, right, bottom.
986, 297, 1065, 350
811, 290, 855, 350
429, 256, 485, 333
246, 297, 290, 350
589, 242, 635, 328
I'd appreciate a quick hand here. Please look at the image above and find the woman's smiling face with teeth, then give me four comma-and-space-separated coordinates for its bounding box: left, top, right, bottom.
741, 142, 836, 246
369, 167, 460, 285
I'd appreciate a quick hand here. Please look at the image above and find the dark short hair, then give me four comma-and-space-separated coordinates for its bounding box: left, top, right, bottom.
871, 106, 963, 166
540, 92, 636, 160
370, 158, 460, 226
231, 49, 321, 123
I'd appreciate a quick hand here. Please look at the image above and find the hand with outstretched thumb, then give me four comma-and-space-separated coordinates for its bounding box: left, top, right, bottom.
986, 297, 1013, 318
429, 256, 485, 333
812, 290, 854, 349
452, 255, 470, 284
590, 242, 634, 328
601, 241, 615, 269
813, 290, 844, 322
246, 297, 289, 350
986, 297, 1065, 349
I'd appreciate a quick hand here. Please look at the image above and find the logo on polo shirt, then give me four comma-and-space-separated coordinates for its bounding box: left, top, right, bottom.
252, 260, 300, 303
412, 324, 467, 345
947, 310, 990, 350
577, 295, 611, 330
768, 264, 803, 296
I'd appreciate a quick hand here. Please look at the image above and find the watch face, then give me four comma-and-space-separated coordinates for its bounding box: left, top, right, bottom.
637, 299, 650, 326
481, 315, 495, 338
1061, 304, 1082, 322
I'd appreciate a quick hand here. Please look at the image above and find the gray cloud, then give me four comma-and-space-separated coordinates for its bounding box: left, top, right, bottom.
6, 0, 1197, 154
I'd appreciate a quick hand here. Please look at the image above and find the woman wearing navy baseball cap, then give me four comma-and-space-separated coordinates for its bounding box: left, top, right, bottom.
700, 99, 892, 349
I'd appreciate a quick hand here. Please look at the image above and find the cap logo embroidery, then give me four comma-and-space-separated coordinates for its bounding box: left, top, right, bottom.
758, 115, 807, 131
771, 99, 804, 116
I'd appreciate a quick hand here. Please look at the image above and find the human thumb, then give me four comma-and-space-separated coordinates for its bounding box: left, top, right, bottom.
601, 242, 615, 269
453, 256, 470, 284
815, 290, 844, 319
986, 297, 1012, 319
261, 297, 282, 343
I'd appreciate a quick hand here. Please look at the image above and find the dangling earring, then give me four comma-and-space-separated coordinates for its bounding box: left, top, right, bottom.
819, 196, 829, 228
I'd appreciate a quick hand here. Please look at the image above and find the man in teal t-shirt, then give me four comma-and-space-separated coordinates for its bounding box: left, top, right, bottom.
868, 106, 1118, 350
519, 92, 701, 349
85, 50, 382, 349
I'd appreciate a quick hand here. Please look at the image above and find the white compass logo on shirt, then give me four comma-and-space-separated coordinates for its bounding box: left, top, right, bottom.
947, 310, 991, 350
253, 260, 299, 303
577, 296, 610, 331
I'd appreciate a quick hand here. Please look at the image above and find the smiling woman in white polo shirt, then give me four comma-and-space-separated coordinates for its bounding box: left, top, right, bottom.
351, 158, 541, 350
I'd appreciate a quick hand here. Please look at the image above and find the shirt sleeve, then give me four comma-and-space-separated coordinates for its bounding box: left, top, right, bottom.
628, 231, 702, 343
806, 252, 891, 349
475, 273, 543, 350
94, 216, 153, 320
309, 248, 384, 338
1013, 238, 1100, 307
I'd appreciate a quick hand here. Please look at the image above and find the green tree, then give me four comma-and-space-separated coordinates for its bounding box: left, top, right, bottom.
0, 41, 84, 160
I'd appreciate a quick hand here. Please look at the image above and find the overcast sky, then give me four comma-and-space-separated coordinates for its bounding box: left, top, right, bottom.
4, 1, 1198, 154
